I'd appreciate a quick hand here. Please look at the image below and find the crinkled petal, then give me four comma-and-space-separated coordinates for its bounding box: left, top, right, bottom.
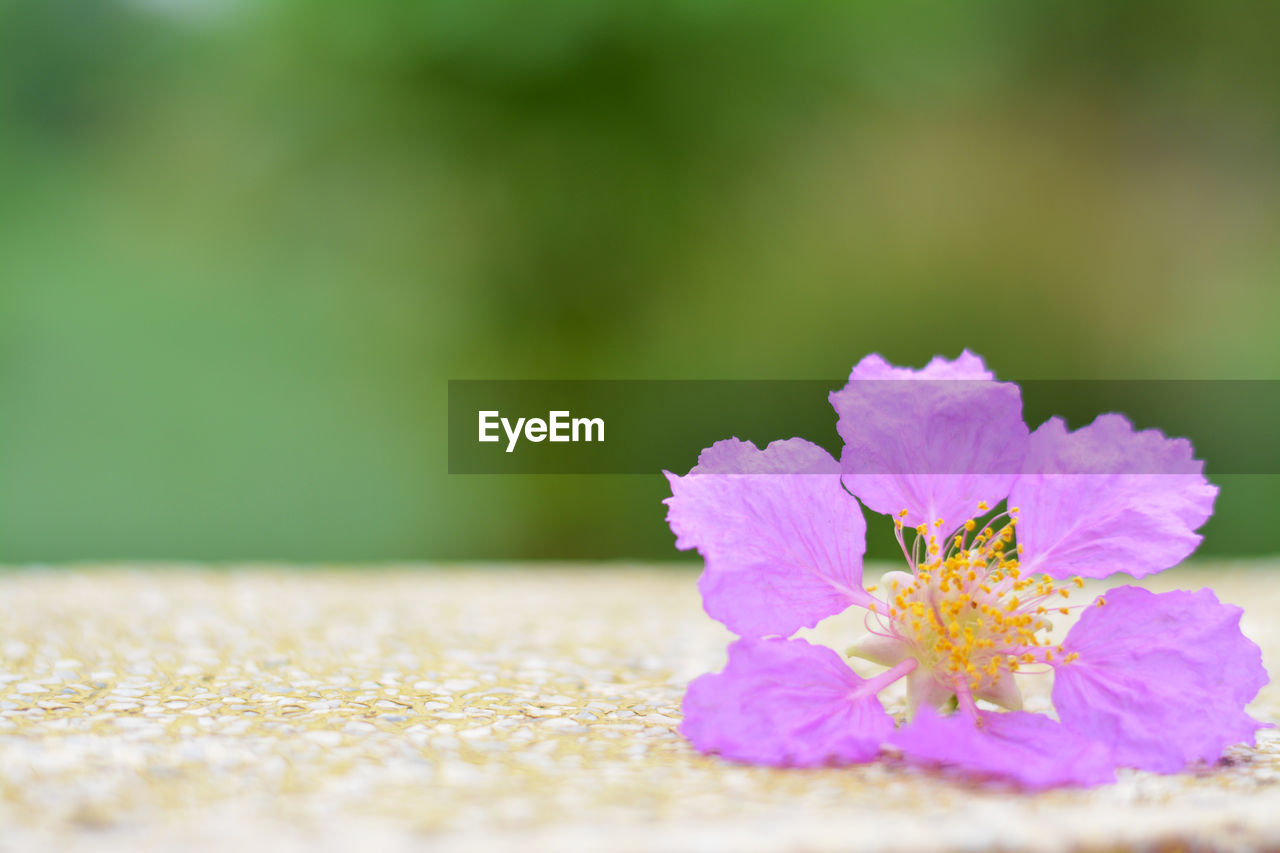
1010, 414, 1217, 579
845, 351, 997, 381
682, 638, 893, 766
664, 438, 868, 638
830, 351, 1028, 532
1052, 585, 1269, 773
892, 707, 1115, 789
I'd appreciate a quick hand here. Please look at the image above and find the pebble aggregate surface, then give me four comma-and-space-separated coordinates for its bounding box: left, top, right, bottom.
0, 563, 1277, 852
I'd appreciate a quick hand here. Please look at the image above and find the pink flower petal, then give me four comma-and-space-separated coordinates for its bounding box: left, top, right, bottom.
830, 351, 1028, 531
1053, 585, 1269, 773
665, 438, 868, 638
682, 638, 893, 766
1010, 414, 1217, 579
844, 351, 997, 381
891, 706, 1115, 789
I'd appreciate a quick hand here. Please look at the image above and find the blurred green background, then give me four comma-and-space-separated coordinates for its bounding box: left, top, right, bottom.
2, 0, 1278, 563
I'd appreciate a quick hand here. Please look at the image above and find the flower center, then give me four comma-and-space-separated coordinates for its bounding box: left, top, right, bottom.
875, 510, 1085, 697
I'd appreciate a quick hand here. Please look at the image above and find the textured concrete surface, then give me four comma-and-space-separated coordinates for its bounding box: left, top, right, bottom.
0, 563, 1276, 852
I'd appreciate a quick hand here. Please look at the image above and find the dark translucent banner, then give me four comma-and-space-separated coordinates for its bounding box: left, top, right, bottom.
447, 380, 1280, 475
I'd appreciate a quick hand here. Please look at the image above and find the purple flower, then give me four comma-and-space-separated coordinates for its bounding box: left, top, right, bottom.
665, 351, 1269, 788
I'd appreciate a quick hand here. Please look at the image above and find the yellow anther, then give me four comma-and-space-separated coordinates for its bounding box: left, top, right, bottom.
1097, 597, 1106, 607
865, 585, 877, 592
964, 519, 976, 532
934, 518, 945, 528
1058, 607, 1070, 615
899, 509, 910, 518
977, 502, 989, 512
1064, 652, 1080, 663
1072, 576, 1085, 588
1058, 588, 1070, 598
915, 524, 927, 535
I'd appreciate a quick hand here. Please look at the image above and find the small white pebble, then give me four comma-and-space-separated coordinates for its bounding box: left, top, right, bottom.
539, 718, 586, 731
305, 731, 343, 747
441, 679, 478, 692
